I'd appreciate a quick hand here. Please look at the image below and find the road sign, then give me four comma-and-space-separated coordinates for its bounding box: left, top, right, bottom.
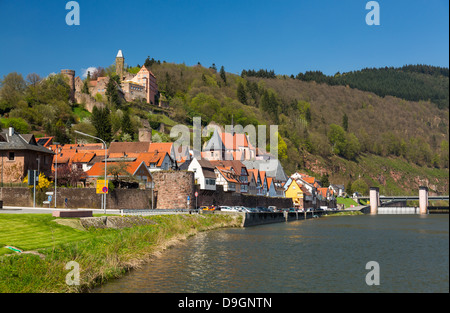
195, 192, 198, 197
96, 180, 109, 194
48, 195, 52, 202
27, 170, 38, 185
45, 192, 54, 196
187, 196, 190, 201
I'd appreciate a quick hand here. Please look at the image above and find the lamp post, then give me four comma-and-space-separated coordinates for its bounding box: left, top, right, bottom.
54, 142, 60, 208
74, 130, 107, 213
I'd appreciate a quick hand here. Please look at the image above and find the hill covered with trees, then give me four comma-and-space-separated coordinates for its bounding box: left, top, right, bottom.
0, 60, 448, 195
291, 65, 449, 110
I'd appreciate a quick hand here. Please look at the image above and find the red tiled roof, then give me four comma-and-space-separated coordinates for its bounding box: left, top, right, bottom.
85, 160, 150, 178
209, 160, 248, 176
220, 133, 249, 150
247, 169, 259, 183
215, 166, 240, 184
72, 152, 96, 163
259, 170, 266, 183
318, 187, 329, 198
303, 177, 315, 184
108, 142, 152, 157
148, 142, 173, 154
135, 151, 168, 167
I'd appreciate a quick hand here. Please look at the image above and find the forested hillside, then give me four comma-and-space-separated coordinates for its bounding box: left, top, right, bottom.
290, 65, 449, 110
0, 60, 448, 195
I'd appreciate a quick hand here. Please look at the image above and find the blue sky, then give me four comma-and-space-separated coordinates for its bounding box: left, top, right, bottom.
0, 0, 448, 79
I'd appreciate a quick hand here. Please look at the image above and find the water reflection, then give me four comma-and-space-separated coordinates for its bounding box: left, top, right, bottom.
95, 215, 449, 293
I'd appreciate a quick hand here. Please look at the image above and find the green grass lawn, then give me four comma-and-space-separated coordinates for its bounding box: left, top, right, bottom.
336, 197, 359, 209
0, 213, 242, 292
0, 214, 92, 254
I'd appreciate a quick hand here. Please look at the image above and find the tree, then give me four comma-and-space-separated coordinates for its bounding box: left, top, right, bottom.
260, 89, 279, 122
0, 117, 30, 134
440, 140, 449, 168
320, 174, 330, 188
49, 164, 84, 187
351, 179, 369, 196
105, 76, 120, 108
0, 72, 26, 113
328, 124, 360, 160
343, 133, 361, 160
342, 113, 349, 132
26, 73, 41, 87
91, 106, 112, 143
53, 119, 70, 144
266, 132, 288, 160
346, 181, 353, 196
90, 67, 106, 80
219, 66, 227, 85
107, 161, 136, 188
237, 82, 247, 104
121, 109, 134, 140
81, 79, 90, 95
328, 124, 346, 155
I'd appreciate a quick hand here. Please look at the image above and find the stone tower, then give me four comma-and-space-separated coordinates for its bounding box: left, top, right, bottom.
116, 50, 124, 79
61, 69, 75, 102
138, 128, 152, 142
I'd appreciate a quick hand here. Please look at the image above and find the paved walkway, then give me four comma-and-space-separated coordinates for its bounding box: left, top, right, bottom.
343, 205, 368, 211
0, 205, 120, 215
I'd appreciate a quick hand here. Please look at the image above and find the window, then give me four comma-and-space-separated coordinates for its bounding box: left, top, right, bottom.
8, 152, 14, 161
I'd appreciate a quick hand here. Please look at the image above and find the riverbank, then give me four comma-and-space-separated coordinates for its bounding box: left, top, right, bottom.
0, 213, 242, 293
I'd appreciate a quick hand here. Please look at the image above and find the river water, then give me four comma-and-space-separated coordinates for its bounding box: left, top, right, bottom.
95, 214, 449, 293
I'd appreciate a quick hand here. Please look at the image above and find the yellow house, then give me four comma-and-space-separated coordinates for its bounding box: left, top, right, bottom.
285, 179, 304, 208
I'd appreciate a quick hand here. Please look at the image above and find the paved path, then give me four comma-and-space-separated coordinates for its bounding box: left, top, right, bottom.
343, 205, 368, 211
0, 206, 121, 215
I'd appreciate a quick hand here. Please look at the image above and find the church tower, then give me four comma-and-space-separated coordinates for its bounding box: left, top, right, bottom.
115, 50, 124, 79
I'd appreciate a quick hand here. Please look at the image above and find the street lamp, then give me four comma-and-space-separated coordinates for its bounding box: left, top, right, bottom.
54, 142, 60, 208
74, 130, 107, 213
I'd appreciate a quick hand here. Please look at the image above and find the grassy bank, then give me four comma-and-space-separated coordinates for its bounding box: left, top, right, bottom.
0, 213, 242, 293
336, 197, 359, 209
327, 210, 363, 216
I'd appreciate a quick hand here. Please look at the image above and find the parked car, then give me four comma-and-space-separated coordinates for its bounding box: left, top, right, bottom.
235, 206, 248, 212
219, 206, 235, 212
201, 206, 215, 211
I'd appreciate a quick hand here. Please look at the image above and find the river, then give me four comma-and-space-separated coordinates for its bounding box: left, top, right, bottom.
94, 214, 449, 293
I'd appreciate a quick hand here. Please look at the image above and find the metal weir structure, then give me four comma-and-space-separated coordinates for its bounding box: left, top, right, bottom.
363, 186, 449, 215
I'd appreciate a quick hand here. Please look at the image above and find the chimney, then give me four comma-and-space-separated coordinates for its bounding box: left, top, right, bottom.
8, 127, 14, 137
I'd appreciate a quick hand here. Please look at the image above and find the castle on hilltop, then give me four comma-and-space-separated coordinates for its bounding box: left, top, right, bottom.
61, 50, 159, 112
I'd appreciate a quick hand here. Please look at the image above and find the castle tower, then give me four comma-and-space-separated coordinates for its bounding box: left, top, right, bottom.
61, 69, 75, 102
116, 50, 124, 79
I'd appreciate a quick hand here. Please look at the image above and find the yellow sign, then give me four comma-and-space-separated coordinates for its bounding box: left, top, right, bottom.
96, 180, 109, 194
